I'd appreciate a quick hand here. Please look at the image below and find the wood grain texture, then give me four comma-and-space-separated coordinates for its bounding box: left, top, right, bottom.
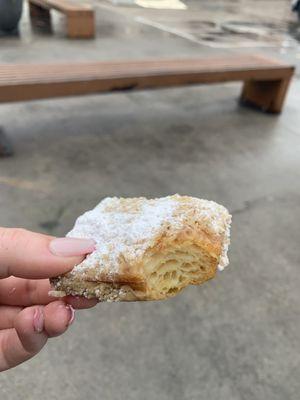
28, 0, 95, 38
240, 76, 293, 113
0, 55, 294, 113
29, 2, 51, 19
66, 12, 95, 38
29, 0, 92, 13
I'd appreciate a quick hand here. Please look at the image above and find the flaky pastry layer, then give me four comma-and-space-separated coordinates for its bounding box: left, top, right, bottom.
50, 195, 231, 301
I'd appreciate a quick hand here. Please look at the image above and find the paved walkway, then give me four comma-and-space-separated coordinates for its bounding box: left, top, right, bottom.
0, 2, 299, 399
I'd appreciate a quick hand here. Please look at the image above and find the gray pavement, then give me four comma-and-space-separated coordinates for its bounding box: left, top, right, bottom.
0, 1, 300, 399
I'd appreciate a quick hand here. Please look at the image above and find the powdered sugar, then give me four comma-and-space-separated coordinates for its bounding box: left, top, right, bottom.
66, 195, 231, 278
217, 215, 231, 271
67, 196, 178, 278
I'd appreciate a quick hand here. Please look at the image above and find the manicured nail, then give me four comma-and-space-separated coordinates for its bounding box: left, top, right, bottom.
49, 237, 95, 257
33, 307, 44, 333
66, 305, 75, 326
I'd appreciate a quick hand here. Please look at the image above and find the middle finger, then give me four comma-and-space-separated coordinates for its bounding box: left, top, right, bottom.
0, 277, 97, 309
0, 277, 52, 306
0, 305, 23, 329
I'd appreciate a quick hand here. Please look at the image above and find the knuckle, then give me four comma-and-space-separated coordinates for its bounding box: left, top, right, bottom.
0, 228, 29, 247
25, 280, 39, 305
10, 228, 29, 243
0, 228, 31, 278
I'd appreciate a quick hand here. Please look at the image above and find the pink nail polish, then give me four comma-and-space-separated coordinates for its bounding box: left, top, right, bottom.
49, 237, 96, 257
66, 305, 75, 326
33, 307, 44, 333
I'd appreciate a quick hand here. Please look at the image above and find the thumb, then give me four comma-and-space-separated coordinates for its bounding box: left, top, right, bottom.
0, 228, 95, 279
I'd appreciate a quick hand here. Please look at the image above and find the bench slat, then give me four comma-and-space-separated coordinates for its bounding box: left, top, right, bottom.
0, 56, 293, 84
29, 0, 92, 13
0, 55, 294, 113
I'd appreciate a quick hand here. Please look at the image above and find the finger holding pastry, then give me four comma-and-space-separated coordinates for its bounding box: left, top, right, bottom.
0, 228, 96, 372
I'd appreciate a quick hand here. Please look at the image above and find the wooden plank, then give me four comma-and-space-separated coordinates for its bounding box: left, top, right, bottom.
29, 0, 52, 11
66, 11, 95, 38
0, 55, 294, 113
240, 76, 293, 113
0, 55, 290, 75
29, 1, 51, 20
29, 0, 92, 13
0, 56, 293, 85
46, 0, 92, 12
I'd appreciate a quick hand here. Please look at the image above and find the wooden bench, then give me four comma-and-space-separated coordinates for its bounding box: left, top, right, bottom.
28, 0, 95, 38
0, 54, 294, 156
0, 55, 294, 113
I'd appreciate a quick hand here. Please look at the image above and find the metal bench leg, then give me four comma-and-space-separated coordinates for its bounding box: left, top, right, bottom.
0, 128, 14, 157
66, 13, 95, 39
240, 77, 292, 114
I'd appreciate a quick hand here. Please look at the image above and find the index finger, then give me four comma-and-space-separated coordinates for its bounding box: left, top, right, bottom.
0, 228, 94, 279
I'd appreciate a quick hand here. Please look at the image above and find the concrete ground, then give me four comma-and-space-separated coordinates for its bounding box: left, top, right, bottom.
0, 1, 300, 399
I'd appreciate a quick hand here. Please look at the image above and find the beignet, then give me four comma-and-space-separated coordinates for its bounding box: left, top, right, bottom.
50, 195, 231, 301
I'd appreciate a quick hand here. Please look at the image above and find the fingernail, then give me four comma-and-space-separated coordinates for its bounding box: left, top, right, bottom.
49, 237, 95, 257
66, 305, 75, 326
33, 307, 44, 333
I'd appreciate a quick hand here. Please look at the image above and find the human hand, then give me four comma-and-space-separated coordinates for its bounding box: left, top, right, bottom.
0, 227, 96, 372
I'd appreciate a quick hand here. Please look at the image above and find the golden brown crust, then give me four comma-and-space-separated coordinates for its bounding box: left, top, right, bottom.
50, 195, 231, 301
